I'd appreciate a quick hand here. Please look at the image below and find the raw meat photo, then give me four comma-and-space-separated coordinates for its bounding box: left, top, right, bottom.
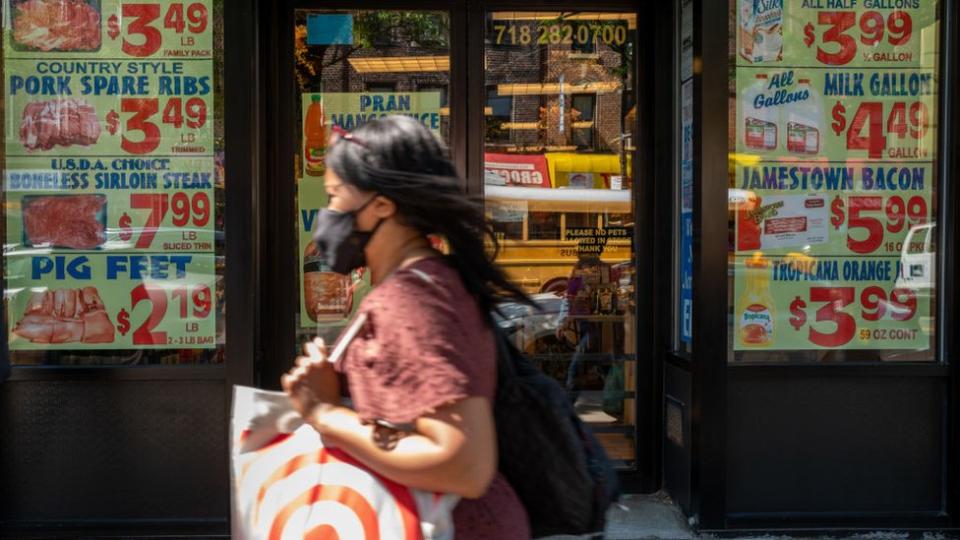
20, 98, 102, 151
12, 287, 116, 344
11, 0, 102, 52
22, 194, 106, 249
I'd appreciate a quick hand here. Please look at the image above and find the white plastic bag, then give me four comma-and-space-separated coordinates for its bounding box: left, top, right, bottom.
231, 385, 459, 540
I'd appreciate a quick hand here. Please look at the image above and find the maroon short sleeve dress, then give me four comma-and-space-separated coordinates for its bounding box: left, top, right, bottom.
335, 257, 531, 540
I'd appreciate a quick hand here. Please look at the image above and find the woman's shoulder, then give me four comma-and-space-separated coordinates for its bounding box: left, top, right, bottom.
360, 257, 463, 311
354, 256, 490, 346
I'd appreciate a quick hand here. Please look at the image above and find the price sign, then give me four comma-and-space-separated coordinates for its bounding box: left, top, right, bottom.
5, 88, 214, 158
3, 155, 218, 254
735, 69, 937, 162
829, 194, 929, 255
4, 0, 218, 352
802, 11, 913, 66
116, 282, 214, 346
830, 100, 929, 160
108, 2, 212, 58
787, 286, 917, 348
734, 255, 930, 351
739, 3, 938, 69
117, 191, 214, 249
5, 254, 217, 350
105, 97, 210, 155
733, 2, 937, 354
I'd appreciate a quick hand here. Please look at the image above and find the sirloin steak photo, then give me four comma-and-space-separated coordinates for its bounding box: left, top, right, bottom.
22, 194, 107, 249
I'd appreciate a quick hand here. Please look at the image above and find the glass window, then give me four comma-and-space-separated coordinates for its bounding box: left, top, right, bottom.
485, 11, 638, 467
728, 1, 940, 363
3, 0, 226, 366
293, 10, 450, 347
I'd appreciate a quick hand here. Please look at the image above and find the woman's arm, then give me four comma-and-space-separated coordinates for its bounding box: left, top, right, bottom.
309, 397, 497, 498
283, 339, 497, 499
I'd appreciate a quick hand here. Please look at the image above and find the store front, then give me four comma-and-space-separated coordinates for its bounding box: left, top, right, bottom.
675, 0, 960, 532
1, 0, 958, 537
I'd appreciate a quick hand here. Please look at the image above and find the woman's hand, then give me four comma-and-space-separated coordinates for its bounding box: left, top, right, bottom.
282, 338, 341, 418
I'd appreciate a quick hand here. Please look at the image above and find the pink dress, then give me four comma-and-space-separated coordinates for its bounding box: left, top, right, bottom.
335, 257, 531, 540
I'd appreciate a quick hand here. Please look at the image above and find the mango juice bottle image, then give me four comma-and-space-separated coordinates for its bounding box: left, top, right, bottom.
304, 95, 327, 177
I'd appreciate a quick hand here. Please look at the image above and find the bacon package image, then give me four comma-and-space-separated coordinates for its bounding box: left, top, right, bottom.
12, 287, 116, 344
231, 386, 458, 540
11, 0, 102, 52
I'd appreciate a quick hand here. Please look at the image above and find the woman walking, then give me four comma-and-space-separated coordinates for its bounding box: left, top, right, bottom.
282, 115, 532, 539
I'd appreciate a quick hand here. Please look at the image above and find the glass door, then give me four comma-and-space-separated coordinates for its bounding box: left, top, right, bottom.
290, 9, 451, 347
482, 10, 639, 467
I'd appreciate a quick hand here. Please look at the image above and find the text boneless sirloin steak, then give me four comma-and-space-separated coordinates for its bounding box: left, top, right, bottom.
20, 98, 102, 151
23, 195, 106, 249
14, 287, 116, 344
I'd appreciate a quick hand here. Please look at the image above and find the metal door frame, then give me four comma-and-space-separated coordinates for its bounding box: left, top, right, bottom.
261, 0, 659, 492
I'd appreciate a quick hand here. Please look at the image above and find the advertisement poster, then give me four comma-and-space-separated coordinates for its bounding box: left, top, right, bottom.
297, 91, 440, 328
733, 0, 938, 351
4, 0, 217, 350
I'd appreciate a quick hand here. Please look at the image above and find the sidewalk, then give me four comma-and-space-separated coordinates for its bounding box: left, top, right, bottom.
547, 493, 956, 540
545, 492, 695, 540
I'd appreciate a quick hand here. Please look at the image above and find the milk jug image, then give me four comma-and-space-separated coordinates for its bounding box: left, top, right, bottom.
737, 253, 776, 347
739, 0, 783, 63
743, 74, 778, 151
787, 78, 822, 155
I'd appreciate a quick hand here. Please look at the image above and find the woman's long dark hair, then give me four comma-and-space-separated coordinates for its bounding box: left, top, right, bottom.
325, 115, 533, 315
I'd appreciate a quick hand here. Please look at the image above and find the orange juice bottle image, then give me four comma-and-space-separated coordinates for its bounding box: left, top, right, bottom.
737, 252, 775, 347
304, 95, 327, 177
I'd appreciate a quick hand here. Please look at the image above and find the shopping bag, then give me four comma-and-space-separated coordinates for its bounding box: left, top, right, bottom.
231, 385, 459, 540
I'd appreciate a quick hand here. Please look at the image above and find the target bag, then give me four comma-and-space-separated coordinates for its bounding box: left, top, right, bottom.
230, 385, 459, 540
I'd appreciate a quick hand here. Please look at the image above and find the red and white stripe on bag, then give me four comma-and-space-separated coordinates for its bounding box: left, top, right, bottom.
234, 424, 454, 540
231, 331, 456, 540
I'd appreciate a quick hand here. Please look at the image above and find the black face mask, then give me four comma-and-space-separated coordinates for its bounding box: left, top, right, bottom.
312, 196, 383, 275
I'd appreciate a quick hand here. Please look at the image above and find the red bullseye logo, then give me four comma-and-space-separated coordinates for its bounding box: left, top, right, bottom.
235, 427, 427, 540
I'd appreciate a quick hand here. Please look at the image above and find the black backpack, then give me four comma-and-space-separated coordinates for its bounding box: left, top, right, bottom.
491, 326, 620, 538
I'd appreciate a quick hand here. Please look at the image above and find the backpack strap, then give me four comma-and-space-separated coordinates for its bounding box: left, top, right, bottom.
490, 324, 518, 380
407, 266, 517, 381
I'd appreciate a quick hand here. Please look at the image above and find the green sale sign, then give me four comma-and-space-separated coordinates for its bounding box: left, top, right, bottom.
4, 0, 217, 350
733, 0, 939, 352
296, 92, 440, 329
6, 253, 216, 350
